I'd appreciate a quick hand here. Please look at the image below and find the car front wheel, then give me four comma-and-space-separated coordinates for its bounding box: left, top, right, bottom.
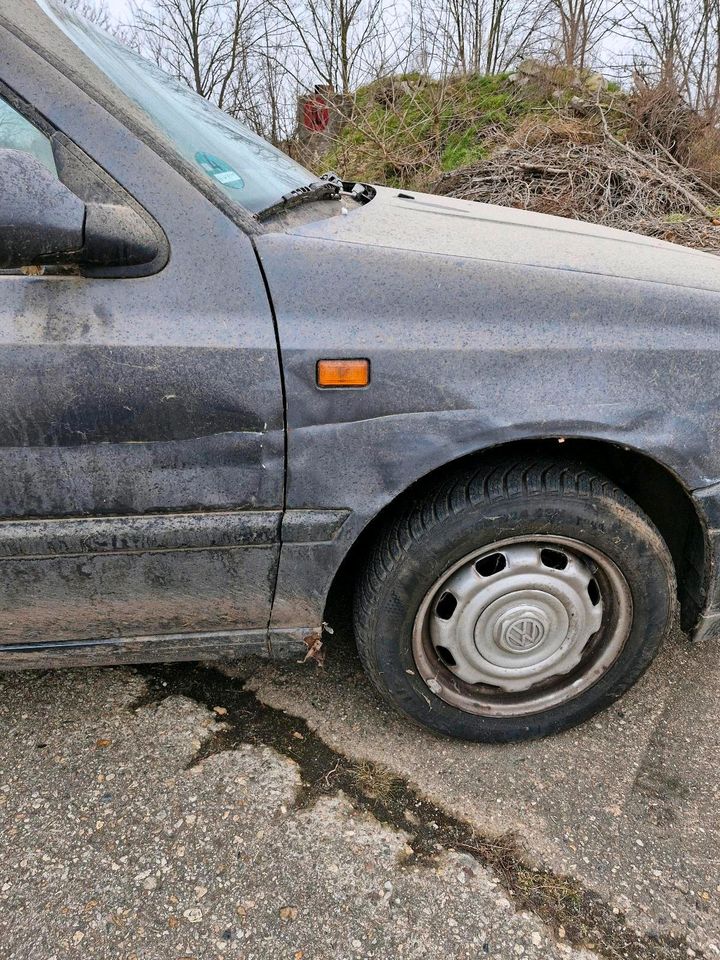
354, 458, 676, 742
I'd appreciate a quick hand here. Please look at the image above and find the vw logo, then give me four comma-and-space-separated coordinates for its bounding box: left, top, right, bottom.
504, 615, 546, 651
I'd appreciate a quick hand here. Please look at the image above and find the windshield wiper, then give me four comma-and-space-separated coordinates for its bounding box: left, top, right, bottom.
256, 173, 342, 222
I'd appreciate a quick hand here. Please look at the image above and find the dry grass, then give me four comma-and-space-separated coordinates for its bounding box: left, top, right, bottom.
435, 98, 720, 251
503, 113, 602, 149
347, 759, 403, 801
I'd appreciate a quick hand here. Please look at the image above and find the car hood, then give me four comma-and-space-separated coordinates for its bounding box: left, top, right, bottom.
290, 185, 720, 294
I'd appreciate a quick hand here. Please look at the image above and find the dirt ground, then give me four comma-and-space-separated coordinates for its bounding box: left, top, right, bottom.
0, 624, 717, 960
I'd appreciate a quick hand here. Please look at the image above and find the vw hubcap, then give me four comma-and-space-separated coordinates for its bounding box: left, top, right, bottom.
412, 536, 632, 717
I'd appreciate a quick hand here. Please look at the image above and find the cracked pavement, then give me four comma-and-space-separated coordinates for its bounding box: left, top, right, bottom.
0, 623, 717, 959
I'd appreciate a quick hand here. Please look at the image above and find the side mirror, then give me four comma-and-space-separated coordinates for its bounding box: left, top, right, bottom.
0, 148, 159, 270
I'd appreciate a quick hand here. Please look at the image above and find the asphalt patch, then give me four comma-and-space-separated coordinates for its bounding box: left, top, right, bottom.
136, 661, 701, 960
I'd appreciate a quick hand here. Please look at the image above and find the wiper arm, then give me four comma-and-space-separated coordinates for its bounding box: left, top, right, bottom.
256, 174, 341, 222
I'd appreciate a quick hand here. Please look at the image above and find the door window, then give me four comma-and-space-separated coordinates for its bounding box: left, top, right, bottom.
0, 96, 57, 174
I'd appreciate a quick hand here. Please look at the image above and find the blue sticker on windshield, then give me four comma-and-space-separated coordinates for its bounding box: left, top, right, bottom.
195, 152, 245, 190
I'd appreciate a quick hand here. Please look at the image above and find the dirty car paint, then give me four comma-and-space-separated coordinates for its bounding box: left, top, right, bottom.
256, 190, 720, 638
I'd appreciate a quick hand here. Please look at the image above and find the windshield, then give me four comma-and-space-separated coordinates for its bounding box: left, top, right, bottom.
39, 0, 316, 214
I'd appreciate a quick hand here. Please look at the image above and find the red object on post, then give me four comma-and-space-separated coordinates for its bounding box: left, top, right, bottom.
303, 96, 330, 132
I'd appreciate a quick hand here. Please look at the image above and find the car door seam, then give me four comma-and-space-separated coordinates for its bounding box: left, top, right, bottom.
252, 240, 288, 654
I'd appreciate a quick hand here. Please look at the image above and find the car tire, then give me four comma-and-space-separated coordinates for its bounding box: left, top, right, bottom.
354, 457, 676, 742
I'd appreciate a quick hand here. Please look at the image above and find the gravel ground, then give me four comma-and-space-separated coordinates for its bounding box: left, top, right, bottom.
0, 623, 717, 959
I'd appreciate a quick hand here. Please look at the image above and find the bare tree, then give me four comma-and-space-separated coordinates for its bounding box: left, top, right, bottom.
628, 0, 693, 87
626, 0, 720, 120
417, 0, 550, 77
268, 0, 395, 94
692, 0, 720, 115
443, 0, 485, 72
126, 0, 305, 142
225, 5, 302, 142
127, 0, 262, 109
544, 0, 624, 68
60, 0, 113, 28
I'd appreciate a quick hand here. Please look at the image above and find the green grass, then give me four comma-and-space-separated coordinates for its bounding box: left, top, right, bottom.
441, 126, 488, 169
317, 71, 530, 188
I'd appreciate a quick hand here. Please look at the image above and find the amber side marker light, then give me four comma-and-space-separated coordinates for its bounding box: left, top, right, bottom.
316, 358, 370, 388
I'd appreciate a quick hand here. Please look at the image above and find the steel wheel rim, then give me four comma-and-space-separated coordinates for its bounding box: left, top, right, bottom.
412, 535, 633, 718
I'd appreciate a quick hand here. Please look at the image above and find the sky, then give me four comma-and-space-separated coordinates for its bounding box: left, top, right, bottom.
105, 0, 132, 16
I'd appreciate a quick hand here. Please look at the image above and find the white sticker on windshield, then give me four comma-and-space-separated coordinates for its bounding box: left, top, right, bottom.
194, 151, 245, 190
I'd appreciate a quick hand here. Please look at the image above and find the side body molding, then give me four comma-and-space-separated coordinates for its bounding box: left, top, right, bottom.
0, 509, 349, 666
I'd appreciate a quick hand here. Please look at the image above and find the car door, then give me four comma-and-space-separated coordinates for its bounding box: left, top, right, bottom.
0, 29, 284, 658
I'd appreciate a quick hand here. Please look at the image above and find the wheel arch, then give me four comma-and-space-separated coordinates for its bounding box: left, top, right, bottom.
324, 436, 708, 635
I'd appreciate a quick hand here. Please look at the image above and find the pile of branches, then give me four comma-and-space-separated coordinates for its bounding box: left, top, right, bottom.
435, 109, 720, 252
